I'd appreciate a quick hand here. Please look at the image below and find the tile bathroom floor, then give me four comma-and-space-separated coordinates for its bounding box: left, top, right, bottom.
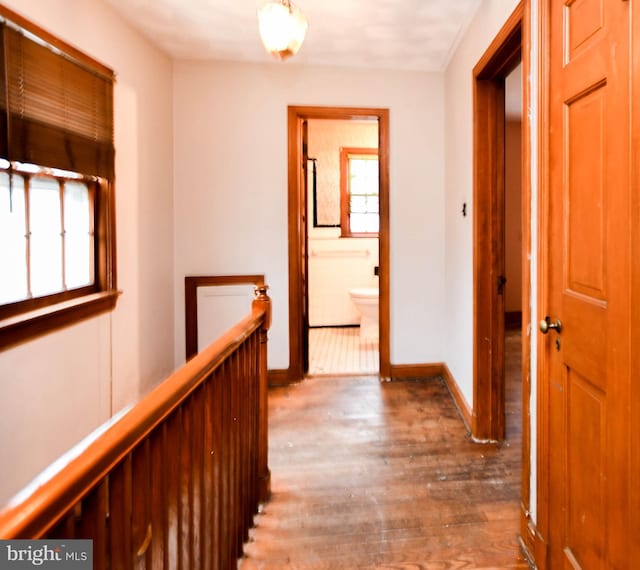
308, 326, 379, 375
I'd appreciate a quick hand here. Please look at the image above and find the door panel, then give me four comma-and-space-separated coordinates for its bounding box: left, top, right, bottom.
566, 0, 604, 58
566, 369, 606, 564
546, 0, 630, 567
566, 85, 606, 298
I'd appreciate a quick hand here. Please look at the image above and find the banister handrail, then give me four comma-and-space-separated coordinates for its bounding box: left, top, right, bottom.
0, 287, 271, 545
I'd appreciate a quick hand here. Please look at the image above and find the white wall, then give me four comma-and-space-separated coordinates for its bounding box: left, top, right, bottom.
0, 0, 175, 506
173, 61, 446, 368
443, 0, 521, 408
197, 284, 257, 350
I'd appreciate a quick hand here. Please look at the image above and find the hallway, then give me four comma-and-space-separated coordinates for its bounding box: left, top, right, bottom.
241, 332, 527, 569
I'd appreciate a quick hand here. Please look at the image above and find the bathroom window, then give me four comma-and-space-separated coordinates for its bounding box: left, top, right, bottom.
0, 9, 117, 348
340, 148, 379, 237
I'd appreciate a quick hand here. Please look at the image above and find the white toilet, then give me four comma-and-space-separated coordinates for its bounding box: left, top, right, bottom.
349, 288, 379, 341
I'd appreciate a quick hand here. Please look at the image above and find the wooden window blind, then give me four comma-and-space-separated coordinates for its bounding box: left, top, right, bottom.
0, 22, 114, 178
0, 6, 118, 349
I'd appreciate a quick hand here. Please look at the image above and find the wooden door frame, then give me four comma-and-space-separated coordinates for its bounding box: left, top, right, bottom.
532, 2, 551, 564
632, 1, 640, 562
472, 3, 535, 557
630, 0, 640, 560
287, 106, 390, 382
473, 3, 524, 441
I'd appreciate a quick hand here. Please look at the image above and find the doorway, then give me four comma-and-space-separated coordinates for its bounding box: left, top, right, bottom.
287, 106, 390, 382
472, 2, 523, 441
503, 62, 523, 444
306, 119, 380, 375
472, 0, 534, 559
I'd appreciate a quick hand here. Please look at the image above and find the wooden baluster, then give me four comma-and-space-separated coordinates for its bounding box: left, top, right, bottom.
239, 347, 246, 549
252, 285, 272, 503
149, 425, 167, 567
191, 387, 205, 567
230, 351, 239, 557
242, 339, 253, 537
132, 440, 151, 569
230, 352, 239, 562
250, 332, 260, 516
211, 369, 223, 570
165, 410, 181, 568
179, 402, 193, 568
227, 358, 236, 568
109, 455, 133, 568
247, 337, 257, 529
243, 335, 253, 529
229, 354, 240, 563
202, 376, 215, 570
78, 481, 108, 570
226, 355, 235, 563
220, 360, 232, 569
236, 345, 245, 549
233, 349, 243, 557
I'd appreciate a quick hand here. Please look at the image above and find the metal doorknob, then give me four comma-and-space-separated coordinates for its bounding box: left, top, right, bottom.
539, 316, 562, 334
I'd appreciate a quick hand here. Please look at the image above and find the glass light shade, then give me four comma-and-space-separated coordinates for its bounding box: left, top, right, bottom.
258, 1, 308, 60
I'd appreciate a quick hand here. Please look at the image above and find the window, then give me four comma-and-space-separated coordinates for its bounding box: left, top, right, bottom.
340, 147, 379, 237
0, 7, 117, 349
1, 167, 96, 304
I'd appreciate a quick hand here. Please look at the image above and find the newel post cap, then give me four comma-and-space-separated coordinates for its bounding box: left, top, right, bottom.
253, 284, 272, 330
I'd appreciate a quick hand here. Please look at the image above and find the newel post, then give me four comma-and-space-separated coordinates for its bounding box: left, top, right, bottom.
252, 284, 272, 503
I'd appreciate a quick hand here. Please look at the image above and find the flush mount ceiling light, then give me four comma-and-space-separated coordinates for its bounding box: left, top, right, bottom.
258, 0, 308, 60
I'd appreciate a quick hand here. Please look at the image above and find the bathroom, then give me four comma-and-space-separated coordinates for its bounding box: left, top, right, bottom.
307, 118, 380, 375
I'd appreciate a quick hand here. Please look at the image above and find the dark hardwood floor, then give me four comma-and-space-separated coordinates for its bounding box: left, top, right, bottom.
241, 331, 528, 569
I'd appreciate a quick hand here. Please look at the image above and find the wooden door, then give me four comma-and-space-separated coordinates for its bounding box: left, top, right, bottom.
545, 0, 631, 567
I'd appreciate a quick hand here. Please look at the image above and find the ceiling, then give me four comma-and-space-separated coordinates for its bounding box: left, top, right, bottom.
105, 0, 482, 72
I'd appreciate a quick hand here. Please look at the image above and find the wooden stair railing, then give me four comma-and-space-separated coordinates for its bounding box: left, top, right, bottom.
0, 285, 272, 569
